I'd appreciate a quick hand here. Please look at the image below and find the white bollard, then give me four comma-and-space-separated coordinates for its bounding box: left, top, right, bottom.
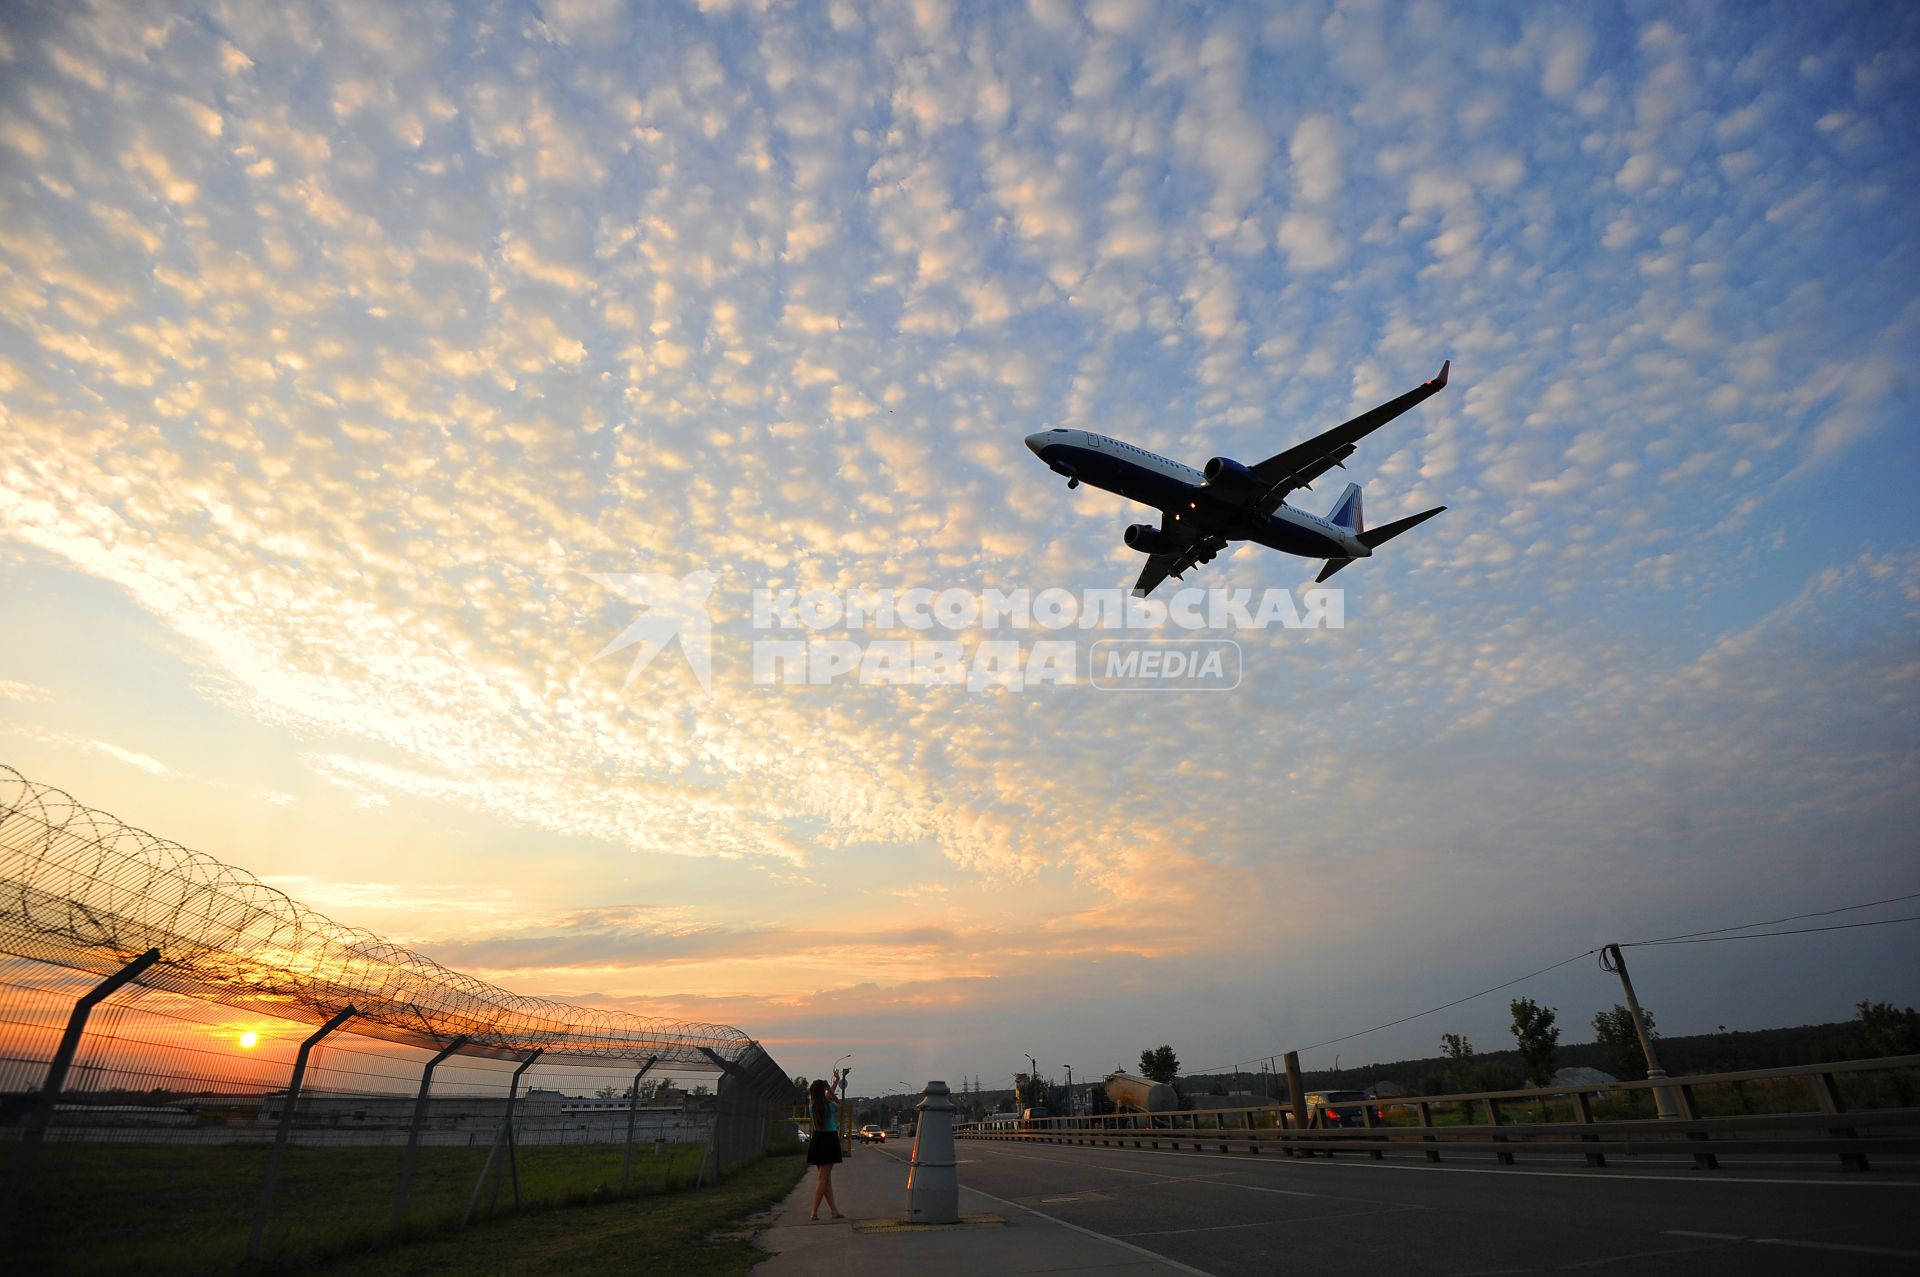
905, 1079, 959, 1224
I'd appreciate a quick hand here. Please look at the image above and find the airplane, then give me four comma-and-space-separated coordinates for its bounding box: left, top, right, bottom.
1025, 360, 1452, 596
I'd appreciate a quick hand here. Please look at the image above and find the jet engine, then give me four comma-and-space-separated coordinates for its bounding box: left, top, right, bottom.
1202, 456, 1259, 503
1123, 524, 1180, 555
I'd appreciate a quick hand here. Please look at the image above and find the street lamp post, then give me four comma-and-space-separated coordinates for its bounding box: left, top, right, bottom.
832, 1055, 852, 1153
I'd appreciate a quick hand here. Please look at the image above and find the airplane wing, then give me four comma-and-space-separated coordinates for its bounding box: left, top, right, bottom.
1132, 555, 1179, 598
1247, 360, 1449, 514
1132, 532, 1229, 597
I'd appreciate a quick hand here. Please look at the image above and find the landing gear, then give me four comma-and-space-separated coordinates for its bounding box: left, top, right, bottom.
1067, 477, 1079, 489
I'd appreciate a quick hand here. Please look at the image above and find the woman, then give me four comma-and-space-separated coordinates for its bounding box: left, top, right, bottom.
806, 1070, 846, 1221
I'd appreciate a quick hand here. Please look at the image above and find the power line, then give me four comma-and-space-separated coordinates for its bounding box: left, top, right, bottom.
1186, 947, 1599, 1076
1625, 889, 1920, 946
1295, 948, 1599, 1054
1624, 915, 1920, 947
1154, 889, 1920, 1079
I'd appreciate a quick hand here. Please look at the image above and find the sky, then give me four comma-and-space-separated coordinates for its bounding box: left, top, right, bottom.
1, 0, 1917, 1099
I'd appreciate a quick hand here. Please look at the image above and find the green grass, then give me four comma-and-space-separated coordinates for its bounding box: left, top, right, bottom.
297, 1150, 806, 1277
6, 1138, 799, 1276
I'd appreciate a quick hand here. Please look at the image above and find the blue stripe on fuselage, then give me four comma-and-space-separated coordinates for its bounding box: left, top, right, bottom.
1033, 442, 1349, 559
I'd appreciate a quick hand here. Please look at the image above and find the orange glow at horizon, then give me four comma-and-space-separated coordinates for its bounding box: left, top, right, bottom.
238, 1031, 259, 1049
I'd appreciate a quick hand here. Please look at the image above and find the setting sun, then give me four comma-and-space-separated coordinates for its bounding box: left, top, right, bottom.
238, 1031, 258, 1050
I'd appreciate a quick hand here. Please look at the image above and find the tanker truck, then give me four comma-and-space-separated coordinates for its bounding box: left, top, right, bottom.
1103, 1072, 1178, 1114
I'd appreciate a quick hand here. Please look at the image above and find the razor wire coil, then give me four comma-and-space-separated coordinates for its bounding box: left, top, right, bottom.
0, 765, 766, 1069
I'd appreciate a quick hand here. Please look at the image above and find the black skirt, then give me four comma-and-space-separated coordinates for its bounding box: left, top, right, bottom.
806, 1128, 843, 1165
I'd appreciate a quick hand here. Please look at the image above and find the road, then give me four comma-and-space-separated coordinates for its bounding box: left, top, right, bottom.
946, 1138, 1920, 1275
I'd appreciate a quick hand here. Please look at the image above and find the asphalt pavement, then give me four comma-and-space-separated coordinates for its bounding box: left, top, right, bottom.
753, 1136, 1920, 1276
752, 1139, 1201, 1276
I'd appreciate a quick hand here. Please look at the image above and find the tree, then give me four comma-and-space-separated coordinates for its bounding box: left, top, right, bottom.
1593, 1003, 1654, 1081
1139, 1045, 1180, 1084
1014, 1071, 1056, 1113
1440, 1032, 1475, 1092
1509, 998, 1560, 1087
1854, 1000, 1920, 1057
594, 1084, 618, 1099
1712, 1025, 1746, 1073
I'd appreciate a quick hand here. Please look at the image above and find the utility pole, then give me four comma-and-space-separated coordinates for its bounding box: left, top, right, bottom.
1283, 1051, 1307, 1132
1602, 943, 1680, 1119
1064, 1064, 1073, 1116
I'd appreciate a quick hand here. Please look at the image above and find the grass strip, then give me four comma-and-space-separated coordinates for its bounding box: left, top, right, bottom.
7, 1139, 802, 1276
296, 1149, 807, 1277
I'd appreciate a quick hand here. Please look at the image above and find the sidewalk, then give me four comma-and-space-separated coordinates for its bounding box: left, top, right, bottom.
751, 1141, 1197, 1277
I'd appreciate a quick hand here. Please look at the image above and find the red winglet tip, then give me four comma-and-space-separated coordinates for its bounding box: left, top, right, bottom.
1431, 358, 1450, 388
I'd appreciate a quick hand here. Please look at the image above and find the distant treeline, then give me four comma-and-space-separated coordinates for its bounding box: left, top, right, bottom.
1188, 1019, 1884, 1100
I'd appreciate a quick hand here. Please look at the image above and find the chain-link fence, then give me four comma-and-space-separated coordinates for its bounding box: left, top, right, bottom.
0, 765, 796, 1272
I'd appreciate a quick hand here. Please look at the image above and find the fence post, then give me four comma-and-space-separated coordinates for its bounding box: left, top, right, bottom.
698, 1047, 772, 1180
1484, 1097, 1514, 1165
621, 1055, 660, 1194
248, 1005, 357, 1261
1418, 1100, 1440, 1163
1569, 1088, 1606, 1168
390, 1036, 470, 1236
714, 1076, 735, 1178
1675, 1083, 1719, 1170
0, 947, 160, 1246
502, 1049, 542, 1210
1809, 1071, 1869, 1172
465, 1048, 542, 1219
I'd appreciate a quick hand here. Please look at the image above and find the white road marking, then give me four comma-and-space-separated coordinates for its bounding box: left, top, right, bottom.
1660, 1231, 1920, 1261
1751, 1237, 1920, 1258
958, 1181, 1219, 1277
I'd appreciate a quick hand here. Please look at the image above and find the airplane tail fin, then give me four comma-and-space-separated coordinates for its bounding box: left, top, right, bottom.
1327, 482, 1363, 533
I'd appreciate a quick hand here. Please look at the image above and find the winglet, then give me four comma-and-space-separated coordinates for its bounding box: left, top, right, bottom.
1429, 358, 1449, 389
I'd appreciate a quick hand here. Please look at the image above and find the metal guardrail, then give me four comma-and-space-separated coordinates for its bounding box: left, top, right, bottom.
956, 1055, 1920, 1173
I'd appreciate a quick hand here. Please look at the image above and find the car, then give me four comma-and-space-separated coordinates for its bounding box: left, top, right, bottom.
1304, 1089, 1386, 1129
857, 1123, 888, 1143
